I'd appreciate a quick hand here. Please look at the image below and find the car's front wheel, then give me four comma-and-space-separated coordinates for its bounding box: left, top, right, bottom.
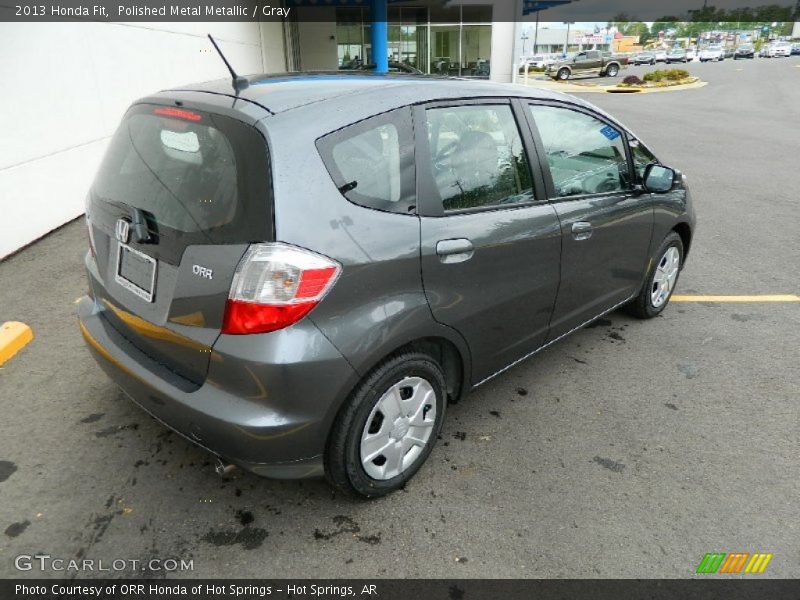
557, 68, 571, 80
326, 352, 446, 498
626, 232, 684, 319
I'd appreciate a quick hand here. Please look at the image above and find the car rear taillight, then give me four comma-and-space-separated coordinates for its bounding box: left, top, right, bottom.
222, 243, 341, 335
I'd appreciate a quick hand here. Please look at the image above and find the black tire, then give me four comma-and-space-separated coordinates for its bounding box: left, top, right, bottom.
625, 232, 684, 319
557, 67, 570, 80
325, 352, 446, 498
606, 64, 619, 77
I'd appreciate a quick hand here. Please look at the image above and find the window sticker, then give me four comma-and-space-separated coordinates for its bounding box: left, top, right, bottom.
600, 125, 621, 141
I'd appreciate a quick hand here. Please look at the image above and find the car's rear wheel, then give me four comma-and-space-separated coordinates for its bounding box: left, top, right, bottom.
325, 352, 446, 498
606, 64, 620, 77
625, 232, 684, 319
557, 68, 571, 80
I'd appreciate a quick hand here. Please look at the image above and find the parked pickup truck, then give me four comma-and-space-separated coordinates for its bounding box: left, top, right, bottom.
546, 50, 626, 80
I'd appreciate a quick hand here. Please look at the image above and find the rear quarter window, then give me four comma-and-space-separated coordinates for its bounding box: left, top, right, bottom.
316, 107, 416, 214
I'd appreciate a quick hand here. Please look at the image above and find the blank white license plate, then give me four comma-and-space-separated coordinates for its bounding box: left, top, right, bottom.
115, 243, 157, 302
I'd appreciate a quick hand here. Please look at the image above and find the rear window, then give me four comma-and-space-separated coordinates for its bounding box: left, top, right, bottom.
90, 104, 271, 259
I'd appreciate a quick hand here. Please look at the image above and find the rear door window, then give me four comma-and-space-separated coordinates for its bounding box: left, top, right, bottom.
90, 104, 271, 264
422, 104, 534, 213
317, 108, 416, 214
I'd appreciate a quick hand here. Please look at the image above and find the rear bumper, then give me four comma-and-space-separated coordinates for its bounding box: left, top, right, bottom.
77, 296, 358, 479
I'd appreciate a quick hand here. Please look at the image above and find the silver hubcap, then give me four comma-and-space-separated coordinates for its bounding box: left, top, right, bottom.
360, 377, 437, 480
651, 246, 680, 308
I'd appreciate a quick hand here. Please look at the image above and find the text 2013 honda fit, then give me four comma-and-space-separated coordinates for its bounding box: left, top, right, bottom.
78, 73, 695, 497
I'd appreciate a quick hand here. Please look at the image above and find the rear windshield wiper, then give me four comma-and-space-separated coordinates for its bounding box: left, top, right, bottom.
130, 206, 152, 243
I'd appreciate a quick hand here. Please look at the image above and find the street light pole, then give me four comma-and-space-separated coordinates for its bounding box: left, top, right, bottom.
562, 21, 575, 56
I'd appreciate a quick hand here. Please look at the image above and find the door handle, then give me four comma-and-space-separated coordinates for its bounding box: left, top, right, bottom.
436, 239, 474, 264
571, 221, 593, 241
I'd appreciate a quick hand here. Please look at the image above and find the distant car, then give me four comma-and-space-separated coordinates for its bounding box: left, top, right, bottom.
768, 42, 792, 58
666, 48, 688, 64
525, 54, 555, 69
699, 46, 725, 62
631, 52, 656, 66
654, 50, 668, 62
734, 45, 755, 59
792, 43, 800, 55
546, 49, 625, 80
759, 45, 772, 58
686, 48, 697, 61
724, 48, 735, 59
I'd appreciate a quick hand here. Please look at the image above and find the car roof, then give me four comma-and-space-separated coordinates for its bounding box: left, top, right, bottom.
168, 72, 572, 116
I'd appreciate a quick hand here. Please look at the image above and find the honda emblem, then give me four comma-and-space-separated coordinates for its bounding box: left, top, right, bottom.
115, 218, 131, 244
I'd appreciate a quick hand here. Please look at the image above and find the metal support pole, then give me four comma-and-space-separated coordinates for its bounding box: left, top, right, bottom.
564, 22, 571, 55
371, 0, 388, 73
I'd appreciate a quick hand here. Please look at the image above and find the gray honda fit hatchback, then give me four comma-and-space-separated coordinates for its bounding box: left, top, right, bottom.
78, 73, 695, 497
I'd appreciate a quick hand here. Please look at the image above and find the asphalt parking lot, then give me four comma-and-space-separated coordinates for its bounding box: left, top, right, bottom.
1, 56, 798, 579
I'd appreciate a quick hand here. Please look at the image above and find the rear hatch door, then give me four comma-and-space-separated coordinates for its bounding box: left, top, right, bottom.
86, 98, 272, 387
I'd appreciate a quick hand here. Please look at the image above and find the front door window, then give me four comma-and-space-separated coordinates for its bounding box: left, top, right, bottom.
529, 105, 631, 197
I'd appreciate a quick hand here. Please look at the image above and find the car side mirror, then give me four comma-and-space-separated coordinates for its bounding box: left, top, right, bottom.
643, 164, 676, 193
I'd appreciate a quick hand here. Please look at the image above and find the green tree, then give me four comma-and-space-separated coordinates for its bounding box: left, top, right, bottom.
608, 18, 653, 45
625, 22, 653, 45
651, 19, 678, 37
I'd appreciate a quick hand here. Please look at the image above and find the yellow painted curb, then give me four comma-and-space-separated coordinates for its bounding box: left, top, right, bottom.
0, 322, 34, 366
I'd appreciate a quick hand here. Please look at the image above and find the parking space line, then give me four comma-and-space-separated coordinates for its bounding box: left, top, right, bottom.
671, 295, 800, 302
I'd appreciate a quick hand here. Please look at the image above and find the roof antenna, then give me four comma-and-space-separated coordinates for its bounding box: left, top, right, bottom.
207, 34, 249, 93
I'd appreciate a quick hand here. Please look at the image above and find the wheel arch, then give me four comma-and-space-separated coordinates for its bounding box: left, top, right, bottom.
672, 222, 693, 261
321, 334, 468, 469
354, 336, 467, 405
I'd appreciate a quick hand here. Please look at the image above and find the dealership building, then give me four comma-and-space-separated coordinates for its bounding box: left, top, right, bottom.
0, 0, 542, 258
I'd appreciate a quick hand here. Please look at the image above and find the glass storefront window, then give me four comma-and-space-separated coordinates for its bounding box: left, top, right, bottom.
335, 5, 492, 77
431, 25, 460, 75
389, 25, 428, 72
461, 25, 492, 78
337, 8, 366, 68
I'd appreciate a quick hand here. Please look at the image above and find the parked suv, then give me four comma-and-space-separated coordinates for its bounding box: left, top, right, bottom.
78, 74, 695, 497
